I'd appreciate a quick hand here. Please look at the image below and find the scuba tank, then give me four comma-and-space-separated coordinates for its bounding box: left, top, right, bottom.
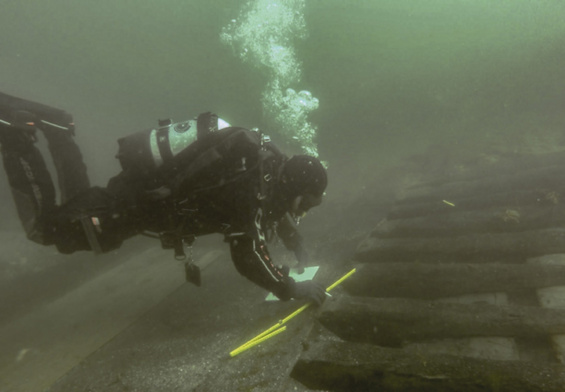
115, 112, 230, 176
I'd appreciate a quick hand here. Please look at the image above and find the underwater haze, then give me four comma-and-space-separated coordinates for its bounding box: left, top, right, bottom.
1, 0, 565, 222
2, 2, 565, 390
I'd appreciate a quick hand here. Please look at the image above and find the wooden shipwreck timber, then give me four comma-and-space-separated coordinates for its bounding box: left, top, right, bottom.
292, 334, 565, 392
318, 296, 565, 346
341, 263, 565, 299
290, 150, 565, 391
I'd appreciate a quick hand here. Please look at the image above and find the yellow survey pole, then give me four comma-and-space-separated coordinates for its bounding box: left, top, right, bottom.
229, 268, 356, 357
325, 268, 357, 292
229, 326, 287, 357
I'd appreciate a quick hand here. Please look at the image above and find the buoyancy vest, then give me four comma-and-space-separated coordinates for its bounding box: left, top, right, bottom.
122, 119, 286, 238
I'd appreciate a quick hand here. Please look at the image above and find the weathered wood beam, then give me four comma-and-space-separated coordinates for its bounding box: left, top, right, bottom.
291, 339, 565, 392
388, 188, 561, 220
374, 203, 565, 238
318, 296, 565, 347
408, 150, 565, 189
398, 165, 563, 205
356, 228, 565, 263
342, 263, 565, 299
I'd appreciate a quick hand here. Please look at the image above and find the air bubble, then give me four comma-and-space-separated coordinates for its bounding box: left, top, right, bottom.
221, 0, 320, 157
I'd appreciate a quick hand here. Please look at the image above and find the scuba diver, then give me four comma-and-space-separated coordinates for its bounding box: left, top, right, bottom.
0, 91, 328, 305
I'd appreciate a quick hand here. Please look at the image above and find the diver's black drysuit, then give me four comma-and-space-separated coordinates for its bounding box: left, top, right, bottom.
0, 92, 307, 300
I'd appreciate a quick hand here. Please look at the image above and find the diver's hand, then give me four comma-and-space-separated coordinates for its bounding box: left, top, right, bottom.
293, 266, 305, 275
290, 280, 326, 306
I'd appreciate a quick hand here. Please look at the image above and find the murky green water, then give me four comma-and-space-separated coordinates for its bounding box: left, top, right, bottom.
1, 0, 564, 206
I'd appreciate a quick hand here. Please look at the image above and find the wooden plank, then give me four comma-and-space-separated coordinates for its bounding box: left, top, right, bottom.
397, 165, 563, 205
374, 203, 565, 238
292, 338, 565, 392
402, 337, 519, 361
356, 228, 565, 263
388, 188, 560, 220
406, 150, 565, 189
529, 255, 565, 364
318, 296, 565, 347
342, 263, 565, 299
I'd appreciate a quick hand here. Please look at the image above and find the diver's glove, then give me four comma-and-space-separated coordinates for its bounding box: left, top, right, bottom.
290, 280, 327, 306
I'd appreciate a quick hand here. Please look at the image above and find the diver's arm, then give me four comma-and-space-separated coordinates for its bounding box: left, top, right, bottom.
277, 213, 309, 267
228, 207, 326, 304
228, 233, 294, 300
228, 234, 326, 305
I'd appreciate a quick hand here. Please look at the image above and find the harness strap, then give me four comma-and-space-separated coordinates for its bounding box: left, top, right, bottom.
156, 127, 174, 163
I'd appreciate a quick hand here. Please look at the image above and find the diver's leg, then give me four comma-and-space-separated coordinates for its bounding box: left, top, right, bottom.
0, 125, 136, 254
38, 120, 90, 203
0, 121, 57, 244
50, 186, 141, 254
0, 90, 90, 203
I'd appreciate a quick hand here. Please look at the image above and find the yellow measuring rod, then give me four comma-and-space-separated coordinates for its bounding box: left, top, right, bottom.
229, 326, 287, 357
229, 268, 356, 357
